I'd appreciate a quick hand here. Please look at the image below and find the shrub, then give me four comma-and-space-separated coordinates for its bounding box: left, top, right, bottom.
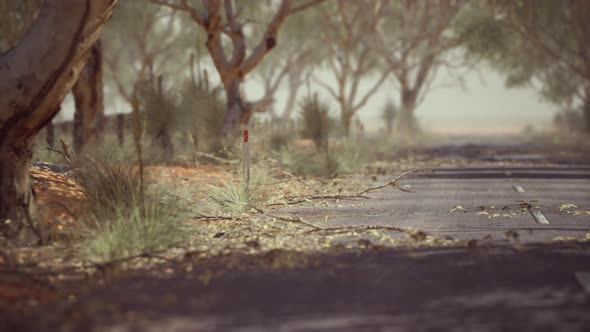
83, 192, 186, 262
68, 150, 186, 262
298, 93, 332, 150
278, 147, 339, 178
381, 100, 398, 136
136, 76, 179, 159
178, 71, 226, 153
335, 140, 369, 174
209, 167, 270, 216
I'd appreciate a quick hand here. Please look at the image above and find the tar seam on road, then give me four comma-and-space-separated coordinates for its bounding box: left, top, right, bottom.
512, 184, 525, 193
574, 272, 590, 294
530, 209, 550, 224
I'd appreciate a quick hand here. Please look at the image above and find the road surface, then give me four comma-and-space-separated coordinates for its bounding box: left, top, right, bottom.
3, 142, 590, 332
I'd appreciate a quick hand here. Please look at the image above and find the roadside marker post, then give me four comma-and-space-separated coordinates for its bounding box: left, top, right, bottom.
243, 129, 250, 188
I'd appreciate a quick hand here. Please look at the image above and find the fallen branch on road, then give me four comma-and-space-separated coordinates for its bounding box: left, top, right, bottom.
355, 169, 421, 196
275, 169, 422, 205
249, 204, 426, 238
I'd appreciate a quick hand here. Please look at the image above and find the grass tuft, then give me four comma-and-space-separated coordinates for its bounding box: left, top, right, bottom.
69, 152, 186, 262
83, 194, 186, 262
209, 167, 270, 216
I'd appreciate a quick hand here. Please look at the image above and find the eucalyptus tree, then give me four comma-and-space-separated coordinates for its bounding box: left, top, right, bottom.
253, 9, 321, 120
0, 0, 117, 245
458, 0, 590, 133
1, 0, 107, 152
314, 0, 394, 137
102, 0, 196, 108
0, 0, 42, 52
151, 0, 325, 138
72, 40, 105, 152
373, 0, 468, 137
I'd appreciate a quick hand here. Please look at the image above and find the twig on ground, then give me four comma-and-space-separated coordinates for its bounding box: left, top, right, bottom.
355, 169, 421, 196
194, 213, 234, 220
247, 203, 424, 238
195, 152, 240, 164
45, 147, 72, 166
286, 169, 422, 202
276, 170, 311, 187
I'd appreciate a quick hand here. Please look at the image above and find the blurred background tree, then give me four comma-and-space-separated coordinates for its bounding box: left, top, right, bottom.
458, 0, 590, 134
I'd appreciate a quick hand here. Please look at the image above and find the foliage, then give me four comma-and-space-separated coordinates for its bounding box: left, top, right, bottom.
381, 101, 398, 136
83, 191, 186, 262
269, 132, 291, 152
134, 71, 226, 158
458, 0, 590, 131
279, 147, 338, 178
279, 141, 368, 178
178, 73, 226, 153
102, 0, 200, 109
73, 154, 186, 262
553, 109, 586, 134
209, 168, 270, 216
298, 93, 332, 150
336, 141, 369, 174
135, 77, 179, 159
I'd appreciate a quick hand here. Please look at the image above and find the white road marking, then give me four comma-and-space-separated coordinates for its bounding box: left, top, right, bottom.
530, 210, 550, 224
574, 272, 590, 294
513, 184, 525, 193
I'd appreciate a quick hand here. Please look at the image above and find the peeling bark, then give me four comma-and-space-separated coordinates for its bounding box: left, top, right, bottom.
0, 0, 117, 246
72, 40, 105, 152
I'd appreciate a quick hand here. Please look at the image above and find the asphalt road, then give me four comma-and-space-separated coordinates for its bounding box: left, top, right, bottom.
4, 142, 590, 332
15, 245, 590, 332
281, 166, 590, 244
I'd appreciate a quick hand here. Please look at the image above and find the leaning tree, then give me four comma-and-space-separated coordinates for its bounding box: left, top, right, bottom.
152, 0, 325, 138
1, 1, 109, 153
0, 0, 117, 246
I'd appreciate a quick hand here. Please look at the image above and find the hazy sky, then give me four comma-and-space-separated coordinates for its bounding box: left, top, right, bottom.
59, 63, 556, 136
244, 64, 556, 135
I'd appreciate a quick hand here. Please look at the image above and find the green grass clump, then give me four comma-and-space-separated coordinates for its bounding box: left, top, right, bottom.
279, 147, 339, 178
209, 167, 270, 216
72, 154, 186, 262
335, 141, 369, 174
84, 194, 185, 262
278, 141, 368, 178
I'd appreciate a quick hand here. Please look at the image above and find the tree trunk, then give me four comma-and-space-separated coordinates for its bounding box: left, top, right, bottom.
72, 40, 105, 153
116, 113, 125, 145
584, 89, 590, 134
386, 120, 393, 137
342, 111, 353, 138
282, 71, 303, 120
0, 138, 43, 246
397, 89, 418, 138
220, 80, 251, 138
0, 0, 117, 246
46, 120, 55, 148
